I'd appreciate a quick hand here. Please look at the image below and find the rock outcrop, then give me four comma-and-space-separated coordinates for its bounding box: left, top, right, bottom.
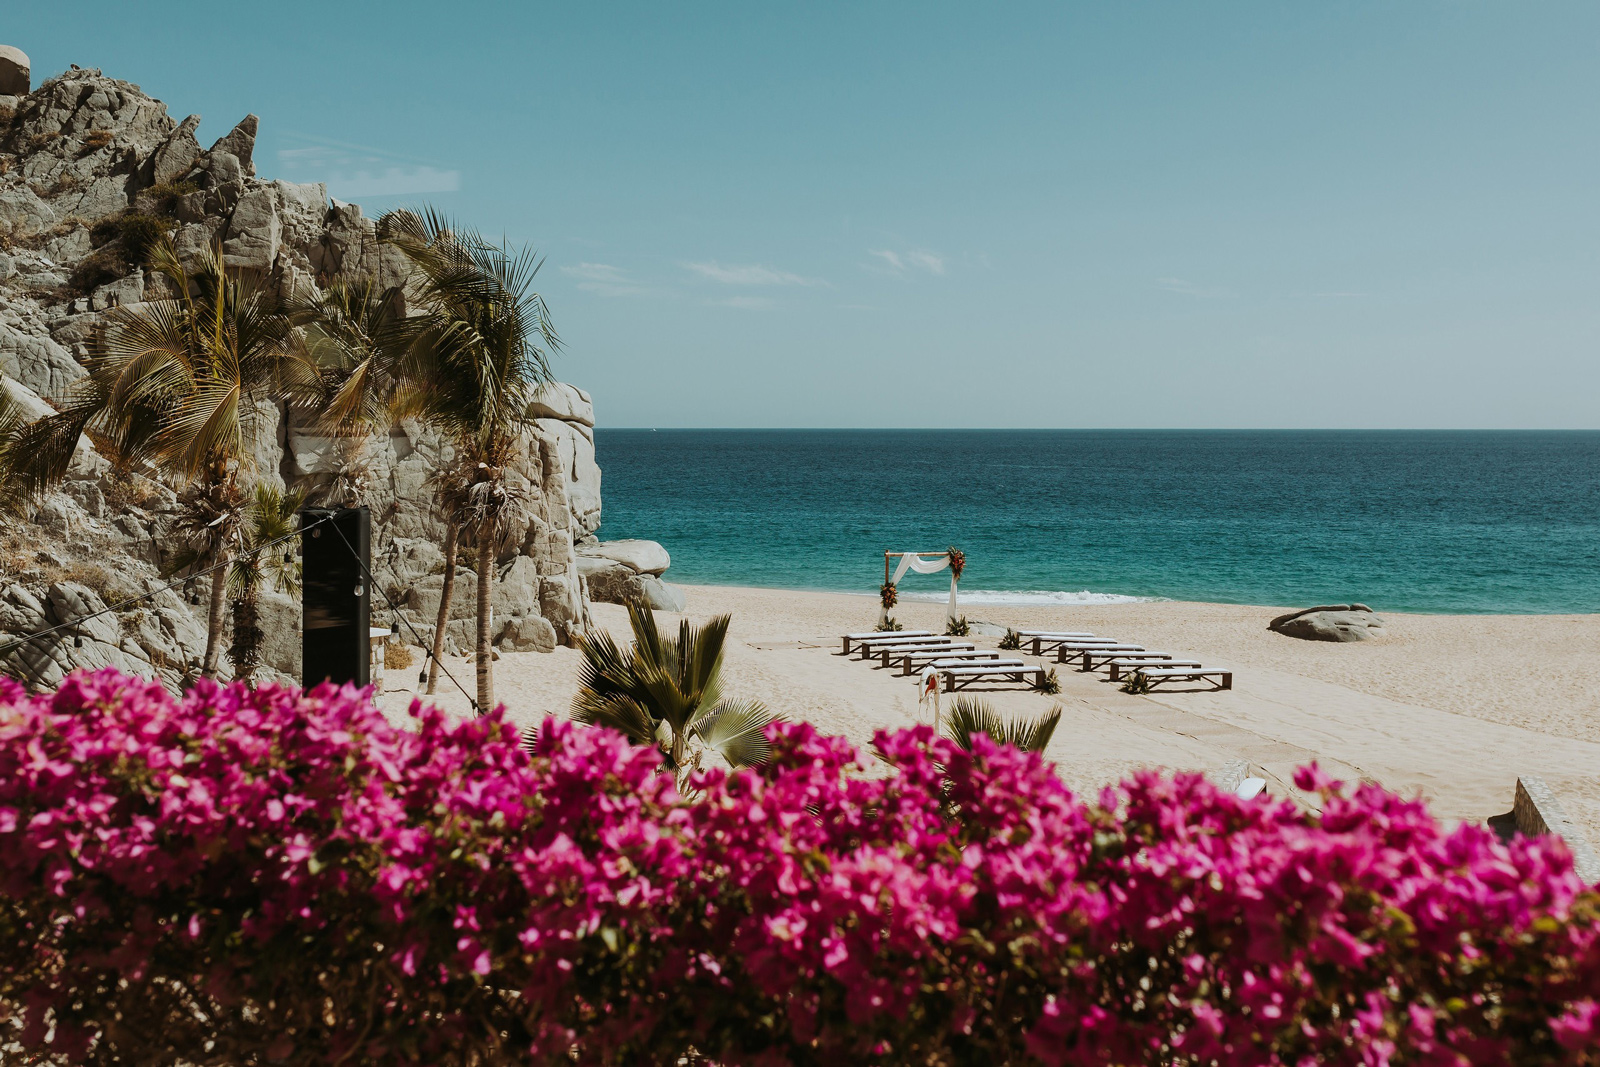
577, 540, 685, 612
0, 46, 28, 97
0, 57, 618, 688
1269, 604, 1384, 643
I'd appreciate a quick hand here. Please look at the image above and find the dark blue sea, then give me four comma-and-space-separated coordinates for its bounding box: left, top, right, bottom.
591, 430, 1600, 614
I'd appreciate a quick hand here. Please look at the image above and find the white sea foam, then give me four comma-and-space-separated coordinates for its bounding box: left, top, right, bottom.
899, 589, 1164, 606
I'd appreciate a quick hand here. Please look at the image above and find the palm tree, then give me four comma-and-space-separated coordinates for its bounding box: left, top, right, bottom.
289, 276, 461, 691
8, 236, 311, 677
942, 696, 1062, 754
291, 275, 417, 435
573, 605, 781, 774
226, 485, 304, 683
378, 207, 560, 712
422, 462, 472, 695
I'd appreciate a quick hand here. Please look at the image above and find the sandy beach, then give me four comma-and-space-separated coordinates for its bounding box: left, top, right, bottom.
380, 585, 1600, 848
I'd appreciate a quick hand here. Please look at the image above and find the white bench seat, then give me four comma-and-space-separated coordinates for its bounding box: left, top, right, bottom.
1105, 657, 1201, 680
1078, 650, 1177, 672
842, 630, 933, 653
937, 663, 1049, 692
1025, 633, 1098, 654
878, 641, 976, 666
1056, 642, 1143, 664
1131, 667, 1233, 691
899, 649, 1002, 674
852, 635, 954, 658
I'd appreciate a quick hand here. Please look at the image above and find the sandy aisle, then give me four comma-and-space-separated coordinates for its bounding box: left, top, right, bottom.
379, 585, 1600, 849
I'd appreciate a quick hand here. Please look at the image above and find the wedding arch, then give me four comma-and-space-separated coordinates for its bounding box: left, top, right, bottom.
880, 547, 966, 625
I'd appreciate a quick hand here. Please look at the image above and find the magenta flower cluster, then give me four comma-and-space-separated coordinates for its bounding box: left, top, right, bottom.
2, 669, 1598, 1065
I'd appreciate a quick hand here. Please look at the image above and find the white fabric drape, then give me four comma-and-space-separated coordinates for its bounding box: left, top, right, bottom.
891, 554, 950, 582
880, 553, 960, 624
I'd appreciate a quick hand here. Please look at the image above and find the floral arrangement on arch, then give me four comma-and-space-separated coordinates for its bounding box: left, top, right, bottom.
946, 546, 965, 582
880, 581, 898, 609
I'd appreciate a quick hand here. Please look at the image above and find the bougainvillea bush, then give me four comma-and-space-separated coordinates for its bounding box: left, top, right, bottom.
2, 670, 1598, 1065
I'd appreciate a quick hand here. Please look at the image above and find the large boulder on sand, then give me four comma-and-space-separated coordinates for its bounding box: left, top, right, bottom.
498, 613, 557, 653
1269, 604, 1384, 643
638, 575, 686, 612
580, 557, 685, 611
576, 539, 670, 576
0, 46, 29, 96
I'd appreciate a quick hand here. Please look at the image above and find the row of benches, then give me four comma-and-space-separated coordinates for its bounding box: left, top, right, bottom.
839, 630, 1051, 691
840, 630, 1233, 692
1015, 630, 1232, 689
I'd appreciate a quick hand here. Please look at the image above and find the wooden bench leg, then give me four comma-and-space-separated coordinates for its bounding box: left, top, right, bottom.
1219, 672, 1232, 690
1108, 663, 1121, 682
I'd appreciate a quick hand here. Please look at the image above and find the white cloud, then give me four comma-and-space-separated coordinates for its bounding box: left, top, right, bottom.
560, 262, 627, 283
558, 261, 657, 297
683, 261, 825, 287
276, 135, 460, 198
867, 248, 946, 276
708, 295, 775, 310
1156, 277, 1234, 299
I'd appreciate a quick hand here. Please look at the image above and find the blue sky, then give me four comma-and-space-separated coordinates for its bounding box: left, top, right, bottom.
13, 2, 1600, 427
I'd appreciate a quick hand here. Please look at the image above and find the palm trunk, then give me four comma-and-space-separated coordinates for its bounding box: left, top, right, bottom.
426, 522, 459, 695
202, 552, 231, 679
475, 527, 493, 713
228, 586, 262, 685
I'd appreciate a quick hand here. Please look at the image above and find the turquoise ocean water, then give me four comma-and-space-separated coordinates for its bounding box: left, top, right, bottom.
591, 430, 1600, 615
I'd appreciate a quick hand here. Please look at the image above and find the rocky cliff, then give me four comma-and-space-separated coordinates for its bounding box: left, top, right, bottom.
0, 54, 605, 689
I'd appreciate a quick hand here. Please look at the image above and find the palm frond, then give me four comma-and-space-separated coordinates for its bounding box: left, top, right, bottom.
574, 605, 753, 771
0, 385, 27, 515
228, 483, 305, 597
376, 204, 559, 462
943, 697, 1062, 754
3, 382, 108, 497
575, 694, 661, 751
694, 698, 781, 768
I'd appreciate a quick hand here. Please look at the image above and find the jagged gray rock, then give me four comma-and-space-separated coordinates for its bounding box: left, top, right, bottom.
207, 114, 257, 176
0, 61, 632, 687
0, 323, 84, 399
150, 114, 202, 185
222, 185, 279, 271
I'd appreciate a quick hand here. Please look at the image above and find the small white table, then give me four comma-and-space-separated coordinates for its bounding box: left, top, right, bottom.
369, 627, 391, 689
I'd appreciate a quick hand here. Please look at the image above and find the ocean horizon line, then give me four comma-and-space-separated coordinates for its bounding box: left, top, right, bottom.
600, 426, 1600, 434
657, 577, 1599, 617
661, 580, 1167, 608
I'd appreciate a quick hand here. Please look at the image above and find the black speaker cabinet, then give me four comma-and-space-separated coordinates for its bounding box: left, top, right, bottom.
301, 507, 371, 688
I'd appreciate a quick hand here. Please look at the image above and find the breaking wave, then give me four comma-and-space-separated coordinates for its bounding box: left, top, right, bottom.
899, 589, 1164, 606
